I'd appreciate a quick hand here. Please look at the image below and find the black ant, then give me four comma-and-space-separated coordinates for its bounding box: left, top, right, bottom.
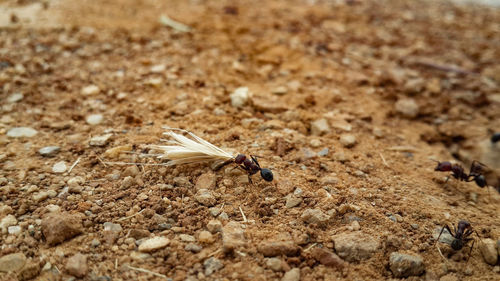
219, 154, 273, 183
435, 220, 478, 262
491, 132, 500, 143
434, 160, 487, 188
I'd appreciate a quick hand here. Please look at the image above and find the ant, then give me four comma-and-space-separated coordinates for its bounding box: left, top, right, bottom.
435, 220, 478, 262
219, 154, 273, 183
434, 160, 487, 188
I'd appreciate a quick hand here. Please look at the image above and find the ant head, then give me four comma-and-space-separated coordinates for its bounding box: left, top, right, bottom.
260, 168, 273, 182
491, 133, 500, 144
451, 239, 463, 251
474, 175, 487, 188
434, 161, 452, 172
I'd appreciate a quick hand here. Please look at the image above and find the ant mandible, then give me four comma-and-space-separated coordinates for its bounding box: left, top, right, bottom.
219, 154, 273, 183
433, 160, 487, 188
435, 220, 477, 262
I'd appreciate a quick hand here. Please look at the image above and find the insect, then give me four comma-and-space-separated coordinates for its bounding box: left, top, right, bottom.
435, 220, 477, 261
491, 132, 500, 144
151, 128, 273, 183
220, 154, 273, 183
433, 160, 488, 189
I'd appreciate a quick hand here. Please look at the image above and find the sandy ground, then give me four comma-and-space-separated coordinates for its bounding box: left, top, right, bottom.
1, 0, 499, 280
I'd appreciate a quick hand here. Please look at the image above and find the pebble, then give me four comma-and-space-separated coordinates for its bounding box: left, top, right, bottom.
138, 236, 170, 252
258, 241, 300, 257
130, 251, 152, 261
52, 161, 68, 173
90, 134, 112, 146
310, 119, 330, 136
389, 252, 425, 278
195, 172, 216, 190
478, 238, 498, 265
179, 234, 196, 242
86, 114, 103, 125
204, 257, 223, 276
310, 139, 322, 147
433, 226, 454, 245
7, 127, 38, 138
311, 247, 345, 269
0, 252, 26, 273
185, 243, 202, 253
198, 231, 214, 243
195, 189, 216, 207
222, 221, 246, 253
301, 208, 330, 225
317, 148, 329, 157
7, 93, 23, 103
339, 134, 357, 148
122, 166, 139, 177
81, 85, 100, 95
8, 225, 21, 235
103, 222, 122, 233
272, 86, 288, 95
207, 219, 222, 233
332, 232, 380, 262
230, 87, 249, 108
0, 214, 18, 234
285, 195, 302, 208
395, 98, 419, 118
266, 258, 282, 271
38, 146, 60, 157
41, 212, 83, 245
282, 268, 300, 281
65, 253, 88, 278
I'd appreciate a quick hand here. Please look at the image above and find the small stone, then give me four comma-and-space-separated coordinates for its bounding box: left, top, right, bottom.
266, 258, 282, 271
0, 253, 26, 273
204, 257, 223, 276
257, 241, 300, 257
198, 231, 214, 243
150, 64, 166, 73
285, 196, 302, 208
433, 226, 454, 245
310, 139, 322, 147
7, 127, 38, 138
17, 260, 40, 280
222, 221, 246, 253
130, 251, 152, 261
38, 146, 60, 157
145, 77, 163, 87
332, 232, 380, 262
129, 229, 150, 240
195, 189, 216, 207
282, 268, 300, 281
311, 248, 345, 269
389, 252, 425, 278
339, 134, 357, 148
65, 253, 88, 278
478, 239, 498, 265
195, 172, 216, 190
317, 148, 329, 157
185, 243, 202, 253
52, 161, 67, 173
310, 119, 330, 136
301, 208, 330, 225
81, 85, 100, 95
41, 212, 83, 245
103, 222, 123, 233
330, 119, 352, 131
7, 225, 21, 235
272, 86, 288, 95
122, 165, 140, 177
395, 98, 419, 118
207, 220, 222, 233
179, 234, 196, 242
138, 236, 170, 252
0, 214, 18, 234
230, 87, 249, 108
7, 93, 23, 103
90, 134, 112, 146
86, 114, 103, 125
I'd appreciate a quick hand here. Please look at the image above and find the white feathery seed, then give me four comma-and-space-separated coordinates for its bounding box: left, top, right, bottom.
150, 128, 235, 166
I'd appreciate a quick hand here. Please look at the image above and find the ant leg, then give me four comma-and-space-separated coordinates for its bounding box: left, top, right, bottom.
250, 155, 261, 168
466, 238, 475, 263
436, 225, 453, 245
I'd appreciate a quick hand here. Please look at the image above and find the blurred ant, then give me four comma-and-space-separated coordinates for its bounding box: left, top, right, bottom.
433, 160, 487, 189
435, 220, 478, 262
219, 154, 273, 183
491, 132, 500, 144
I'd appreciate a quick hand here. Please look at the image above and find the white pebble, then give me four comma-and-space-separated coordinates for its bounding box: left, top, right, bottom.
86, 114, 103, 125
7, 127, 38, 138
395, 98, 419, 118
230, 87, 249, 108
7, 93, 24, 103
81, 85, 100, 95
52, 161, 67, 173
8, 225, 21, 235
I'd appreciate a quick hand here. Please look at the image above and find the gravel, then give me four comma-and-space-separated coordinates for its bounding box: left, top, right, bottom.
230, 87, 249, 108
257, 241, 300, 257
222, 221, 246, 253
86, 114, 103, 125
478, 239, 498, 265
332, 232, 381, 262
38, 146, 61, 157
301, 208, 330, 224
7, 127, 38, 138
41, 212, 83, 245
0, 252, 27, 273
310, 119, 330, 136
138, 236, 170, 252
389, 252, 425, 278
89, 134, 113, 146
282, 268, 300, 281
204, 257, 223, 276
395, 98, 419, 118
339, 134, 357, 148
65, 253, 88, 278
52, 161, 68, 173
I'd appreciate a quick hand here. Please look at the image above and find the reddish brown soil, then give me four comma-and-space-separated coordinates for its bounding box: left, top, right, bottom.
1, 0, 499, 280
